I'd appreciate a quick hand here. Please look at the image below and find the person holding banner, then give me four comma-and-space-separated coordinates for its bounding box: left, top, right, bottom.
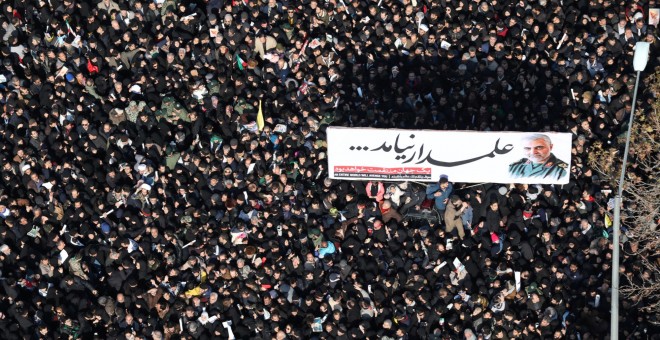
426, 177, 453, 219
508, 134, 568, 181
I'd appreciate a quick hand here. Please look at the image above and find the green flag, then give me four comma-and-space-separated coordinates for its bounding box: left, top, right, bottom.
235, 54, 246, 71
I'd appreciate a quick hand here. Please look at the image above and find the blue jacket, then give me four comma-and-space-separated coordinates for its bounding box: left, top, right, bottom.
461, 205, 474, 228
318, 242, 336, 258
426, 182, 453, 211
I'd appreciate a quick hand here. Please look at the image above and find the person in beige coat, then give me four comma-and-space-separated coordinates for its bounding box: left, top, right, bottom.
445, 195, 468, 240
253, 33, 278, 60
97, 0, 120, 13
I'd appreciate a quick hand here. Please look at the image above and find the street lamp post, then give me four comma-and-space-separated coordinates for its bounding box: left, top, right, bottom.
610, 41, 650, 340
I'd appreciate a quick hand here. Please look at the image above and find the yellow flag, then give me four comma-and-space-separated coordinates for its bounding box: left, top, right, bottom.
257, 100, 264, 131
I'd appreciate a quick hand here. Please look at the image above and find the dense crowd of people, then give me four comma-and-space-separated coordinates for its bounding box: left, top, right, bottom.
0, 0, 659, 339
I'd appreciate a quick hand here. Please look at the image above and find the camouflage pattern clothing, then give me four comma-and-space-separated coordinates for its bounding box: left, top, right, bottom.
159, 97, 190, 122
234, 98, 254, 115
508, 153, 568, 181
207, 80, 220, 95
125, 101, 146, 123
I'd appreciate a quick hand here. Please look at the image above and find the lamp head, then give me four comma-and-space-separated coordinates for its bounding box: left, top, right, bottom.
633, 42, 650, 72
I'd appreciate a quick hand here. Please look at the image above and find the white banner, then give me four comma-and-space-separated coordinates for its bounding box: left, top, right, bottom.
327, 127, 572, 184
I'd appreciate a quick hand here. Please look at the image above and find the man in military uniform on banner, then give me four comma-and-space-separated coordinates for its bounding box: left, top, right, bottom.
509, 134, 568, 181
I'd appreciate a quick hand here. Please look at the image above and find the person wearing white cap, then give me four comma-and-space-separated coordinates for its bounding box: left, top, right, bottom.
0, 204, 10, 218
20, 164, 31, 175
135, 163, 156, 187
130, 182, 152, 210
0, 244, 12, 263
